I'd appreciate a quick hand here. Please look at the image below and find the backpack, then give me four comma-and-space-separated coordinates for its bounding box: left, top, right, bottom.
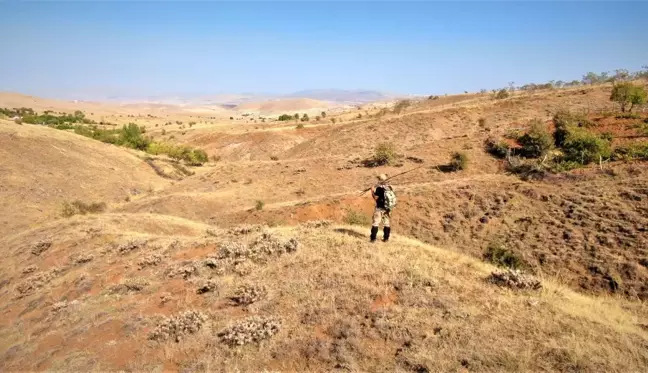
383, 185, 397, 210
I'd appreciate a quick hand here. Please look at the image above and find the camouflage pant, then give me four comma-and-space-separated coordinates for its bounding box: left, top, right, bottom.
372, 208, 391, 227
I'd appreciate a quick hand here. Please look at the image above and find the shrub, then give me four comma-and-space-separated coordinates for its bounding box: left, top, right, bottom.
186, 149, 208, 166
296, 123, 305, 129
119, 123, 150, 150
321, 111, 326, 118
149, 310, 208, 342
344, 209, 370, 225
146, 142, 208, 165
270, 155, 279, 161
517, 119, 553, 158
504, 157, 547, 180
484, 138, 510, 158
483, 242, 524, 269
61, 200, 107, 217
188, 121, 196, 127
478, 117, 487, 127
610, 82, 647, 112
255, 200, 265, 211
552, 110, 594, 147
278, 114, 292, 121
613, 143, 648, 161
301, 113, 309, 122
371, 142, 397, 166
561, 128, 611, 164
494, 89, 510, 99
449, 152, 468, 171
393, 99, 411, 114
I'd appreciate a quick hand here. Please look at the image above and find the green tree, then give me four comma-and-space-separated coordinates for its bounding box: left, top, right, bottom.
293, 113, 299, 120
301, 113, 309, 122
74, 110, 85, 120
120, 123, 150, 150
610, 83, 647, 112
582, 72, 600, 85
613, 69, 630, 81
321, 111, 326, 118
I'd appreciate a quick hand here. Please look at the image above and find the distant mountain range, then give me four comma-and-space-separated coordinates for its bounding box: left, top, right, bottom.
58, 89, 400, 107
284, 89, 397, 103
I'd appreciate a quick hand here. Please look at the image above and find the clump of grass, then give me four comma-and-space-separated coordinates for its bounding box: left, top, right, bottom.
615, 112, 641, 119
255, 200, 265, 211
483, 242, 524, 269
270, 155, 279, 161
218, 316, 281, 346
30, 240, 52, 256
230, 284, 268, 305
148, 310, 208, 343
449, 152, 468, 171
61, 200, 107, 217
344, 209, 370, 225
488, 268, 542, 290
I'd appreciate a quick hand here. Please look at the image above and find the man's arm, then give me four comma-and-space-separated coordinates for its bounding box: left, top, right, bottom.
371, 185, 378, 201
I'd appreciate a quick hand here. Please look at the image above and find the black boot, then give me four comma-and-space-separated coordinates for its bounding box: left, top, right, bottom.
383, 226, 391, 242
370, 226, 379, 242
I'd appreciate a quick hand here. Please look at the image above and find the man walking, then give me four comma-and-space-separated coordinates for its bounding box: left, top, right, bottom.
370, 174, 396, 242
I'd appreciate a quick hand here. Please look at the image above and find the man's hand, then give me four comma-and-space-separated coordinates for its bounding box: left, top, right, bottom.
370, 185, 378, 200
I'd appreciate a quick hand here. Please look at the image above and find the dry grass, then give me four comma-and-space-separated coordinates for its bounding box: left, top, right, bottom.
2, 83, 648, 372
2, 216, 645, 372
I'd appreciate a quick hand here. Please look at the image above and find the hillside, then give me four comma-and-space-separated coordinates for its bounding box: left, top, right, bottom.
0, 120, 170, 236
2, 81, 648, 372
1, 218, 646, 372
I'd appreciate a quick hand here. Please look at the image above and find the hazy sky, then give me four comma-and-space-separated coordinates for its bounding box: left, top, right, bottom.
0, 1, 646, 98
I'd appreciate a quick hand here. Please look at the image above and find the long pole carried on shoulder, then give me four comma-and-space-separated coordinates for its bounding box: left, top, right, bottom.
358, 165, 423, 196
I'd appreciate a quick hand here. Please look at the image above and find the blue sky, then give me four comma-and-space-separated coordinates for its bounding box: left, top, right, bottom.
0, 1, 646, 98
